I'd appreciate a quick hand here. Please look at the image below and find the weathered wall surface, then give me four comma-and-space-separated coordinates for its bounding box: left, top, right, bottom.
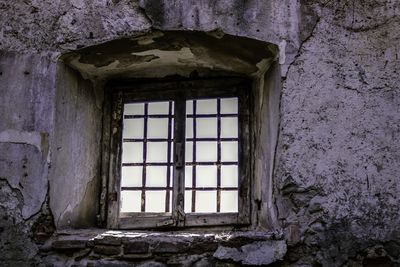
49, 64, 102, 229
275, 1, 400, 265
0, 0, 399, 266
0, 52, 56, 266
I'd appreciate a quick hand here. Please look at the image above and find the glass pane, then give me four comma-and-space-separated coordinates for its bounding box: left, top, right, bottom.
146, 166, 167, 187
197, 118, 217, 138
220, 191, 238, 212
147, 142, 168, 162
145, 191, 166, 212
221, 117, 238, 138
221, 166, 238, 187
196, 166, 217, 187
195, 191, 217, 212
221, 98, 238, 114
185, 142, 193, 162
169, 166, 174, 187
120, 191, 141, 212
185, 166, 192, 187
196, 141, 217, 162
221, 141, 238, 162
184, 190, 192, 213
186, 118, 193, 138
148, 102, 169, 114
124, 103, 144, 115
121, 166, 143, 187
123, 119, 144, 139
148, 118, 169, 138
186, 100, 193, 115
197, 99, 217, 114
122, 143, 143, 163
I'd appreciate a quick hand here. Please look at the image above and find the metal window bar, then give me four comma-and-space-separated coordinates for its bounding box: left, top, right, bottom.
217, 99, 221, 212
141, 103, 149, 212
185, 98, 239, 213
165, 101, 173, 212
121, 101, 174, 213
191, 100, 197, 212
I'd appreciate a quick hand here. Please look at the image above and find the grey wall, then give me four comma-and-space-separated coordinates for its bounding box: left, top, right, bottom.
0, 0, 399, 266
49, 64, 102, 228
0, 51, 56, 265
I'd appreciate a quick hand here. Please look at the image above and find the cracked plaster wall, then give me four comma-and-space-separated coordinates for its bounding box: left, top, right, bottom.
0, 0, 399, 266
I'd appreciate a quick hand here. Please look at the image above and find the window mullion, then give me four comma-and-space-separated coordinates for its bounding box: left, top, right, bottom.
172, 95, 186, 226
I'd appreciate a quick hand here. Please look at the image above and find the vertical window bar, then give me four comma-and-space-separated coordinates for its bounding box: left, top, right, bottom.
173, 96, 186, 226
141, 103, 149, 212
217, 98, 222, 212
192, 100, 197, 212
165, 101, 173, 212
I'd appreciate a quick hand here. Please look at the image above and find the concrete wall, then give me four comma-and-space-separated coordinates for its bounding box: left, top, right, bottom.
0, 0, 399, 266
49, 64, 102, 228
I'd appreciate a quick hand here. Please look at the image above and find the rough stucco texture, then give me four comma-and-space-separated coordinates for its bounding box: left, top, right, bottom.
0, 0, 400, 266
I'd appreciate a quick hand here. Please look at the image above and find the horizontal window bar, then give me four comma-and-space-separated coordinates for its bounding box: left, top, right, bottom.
123, 138, 173, 142
186, 138, 238, 142
123, 162, 238, 166
121, 186, 237, 191
122, 163, 173, 166
124, 114, 173, 119
124, 138, 239, 142
186, 114, 237, 118
186, 162, 238, 166
121, 187, 173, 191
185, 187, 237, 191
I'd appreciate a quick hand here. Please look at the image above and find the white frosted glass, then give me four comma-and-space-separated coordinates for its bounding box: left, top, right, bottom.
197, 118, 217, 138
122, 143, 143, 163
196, 166, 217, 187
120, 191, 141, 212
196, 142, 217, 162
221, 166, 238, 187
186, 118, 193, 138
148, 118, 169, 138
185, 142, 193, 162
221, 98, 238, 114
221, 141, 238, 162
186, 100, 193, 114
184, 190, 192, 213
124, 103, 144, 115
147, 142, 168, 162
169, 166, 174, 187
196, 191, 217, 212
121, 166, 143, 187
146, 166, 167, 187
145, 191, 166, 212
148, 102, 169, 114
123, 119, 144, 139
185, 166, 192, 187
220, 191, 238, 212
197, 99, 217, 114
221, 117, 238, 138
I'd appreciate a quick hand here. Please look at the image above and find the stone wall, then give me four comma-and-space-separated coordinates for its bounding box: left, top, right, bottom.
0, 0, 399, 266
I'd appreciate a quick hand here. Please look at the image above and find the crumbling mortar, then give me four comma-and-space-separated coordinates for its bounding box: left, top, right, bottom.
0, 177, 24, 210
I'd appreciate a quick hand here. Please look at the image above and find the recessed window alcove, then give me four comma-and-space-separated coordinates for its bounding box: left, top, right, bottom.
52, 31, 282, 232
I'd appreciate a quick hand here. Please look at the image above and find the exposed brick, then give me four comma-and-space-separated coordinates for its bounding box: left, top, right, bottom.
153, 241, 189, 254
52, 239, 87, 250
94, 236, 122, 246
93, 245, 121, 256
123, 241, 149, 254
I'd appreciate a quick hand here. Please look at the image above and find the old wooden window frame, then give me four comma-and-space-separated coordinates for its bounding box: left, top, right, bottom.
103, 78, 251, 229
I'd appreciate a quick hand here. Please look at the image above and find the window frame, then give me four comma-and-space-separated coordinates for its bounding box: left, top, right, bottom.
103, 78, 251, 229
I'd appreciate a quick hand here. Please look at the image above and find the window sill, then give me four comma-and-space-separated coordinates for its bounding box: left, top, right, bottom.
41, 228, 287, 266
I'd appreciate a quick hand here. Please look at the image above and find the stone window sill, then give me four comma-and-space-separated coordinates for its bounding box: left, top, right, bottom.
40, 229, 287, 266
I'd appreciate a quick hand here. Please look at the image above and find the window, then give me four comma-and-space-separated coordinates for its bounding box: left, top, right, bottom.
105, 79, 251, 229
